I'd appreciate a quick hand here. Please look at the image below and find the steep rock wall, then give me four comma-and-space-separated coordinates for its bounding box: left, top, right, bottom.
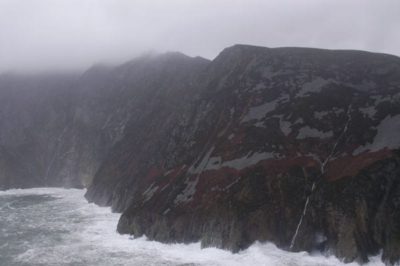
0, 53, 209, 189
2, 44, 400, 264
87, 45, 400, 263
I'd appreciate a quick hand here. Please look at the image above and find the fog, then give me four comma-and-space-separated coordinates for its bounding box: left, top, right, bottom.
1, 0, 399, 73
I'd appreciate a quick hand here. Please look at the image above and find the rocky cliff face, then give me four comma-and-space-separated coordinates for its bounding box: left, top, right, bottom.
2, 45, 400, 264
0, 73, 79, 188
86, 45, 400, 264
0, 53, 209, 189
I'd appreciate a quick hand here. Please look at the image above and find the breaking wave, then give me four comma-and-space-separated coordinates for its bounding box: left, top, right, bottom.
0, 188, 384, 266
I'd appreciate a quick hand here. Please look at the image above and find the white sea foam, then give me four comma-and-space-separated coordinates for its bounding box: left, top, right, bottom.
0, 188, 386, 266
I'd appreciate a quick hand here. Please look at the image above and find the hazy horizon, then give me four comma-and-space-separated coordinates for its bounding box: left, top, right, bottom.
1, 0, 400, 73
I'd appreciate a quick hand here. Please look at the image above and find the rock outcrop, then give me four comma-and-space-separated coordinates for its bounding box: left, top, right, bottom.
87, 45, 400, 264
0, 52, 209, 189
2, 44, 400, 264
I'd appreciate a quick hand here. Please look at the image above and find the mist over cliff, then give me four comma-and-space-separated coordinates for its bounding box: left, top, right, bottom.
1, 45, 400, 264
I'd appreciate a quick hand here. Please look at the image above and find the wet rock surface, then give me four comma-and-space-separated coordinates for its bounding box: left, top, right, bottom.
89, 45, 400, 264
2, 45, 400, 264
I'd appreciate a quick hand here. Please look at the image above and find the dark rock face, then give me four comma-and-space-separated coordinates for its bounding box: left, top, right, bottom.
0, 74, 80, 188
86, 45, 400, 264
2, 44, 400, 264
0, 53, 209, 189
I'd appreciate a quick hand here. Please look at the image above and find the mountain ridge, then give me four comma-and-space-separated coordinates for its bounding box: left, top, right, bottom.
1, 45, 400, 264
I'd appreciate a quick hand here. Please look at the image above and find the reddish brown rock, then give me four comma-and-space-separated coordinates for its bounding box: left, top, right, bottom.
86, 45, 400, 264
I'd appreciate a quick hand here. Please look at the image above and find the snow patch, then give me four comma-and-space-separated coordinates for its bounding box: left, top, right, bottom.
314, 111, 329, 120
178, 147, 216, 204
353, 114, 400, 155
254, 121, 266, 128
241, 101, 278, 122
297, 126, 333, 139
359, 106, 377, 118
350, 80, 377, 92
250, 83, 266, 92
142, 183, 159, 202
188, 147, 215, 174
372, 95, 391, 105
205, 152, 276, 171
279, 119, 292, 136
174, 176, 200, 204
241, 95, 288, 123
333, 108, 344, 116
297, 78, 332, 97
294, 117, 304, 124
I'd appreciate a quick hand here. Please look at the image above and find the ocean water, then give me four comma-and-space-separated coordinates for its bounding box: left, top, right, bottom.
0, 188, 384, 266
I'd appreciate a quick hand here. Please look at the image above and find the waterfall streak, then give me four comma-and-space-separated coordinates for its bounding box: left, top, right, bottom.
290, 105, 352, 250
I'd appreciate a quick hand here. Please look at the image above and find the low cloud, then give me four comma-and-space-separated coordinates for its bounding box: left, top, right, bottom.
0, 0, 399, 73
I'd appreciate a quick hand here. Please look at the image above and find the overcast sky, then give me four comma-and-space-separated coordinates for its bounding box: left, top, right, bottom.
0, 0, 399, 73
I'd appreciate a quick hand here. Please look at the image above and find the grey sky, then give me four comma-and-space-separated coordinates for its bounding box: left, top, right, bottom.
0, 0, 399, 73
